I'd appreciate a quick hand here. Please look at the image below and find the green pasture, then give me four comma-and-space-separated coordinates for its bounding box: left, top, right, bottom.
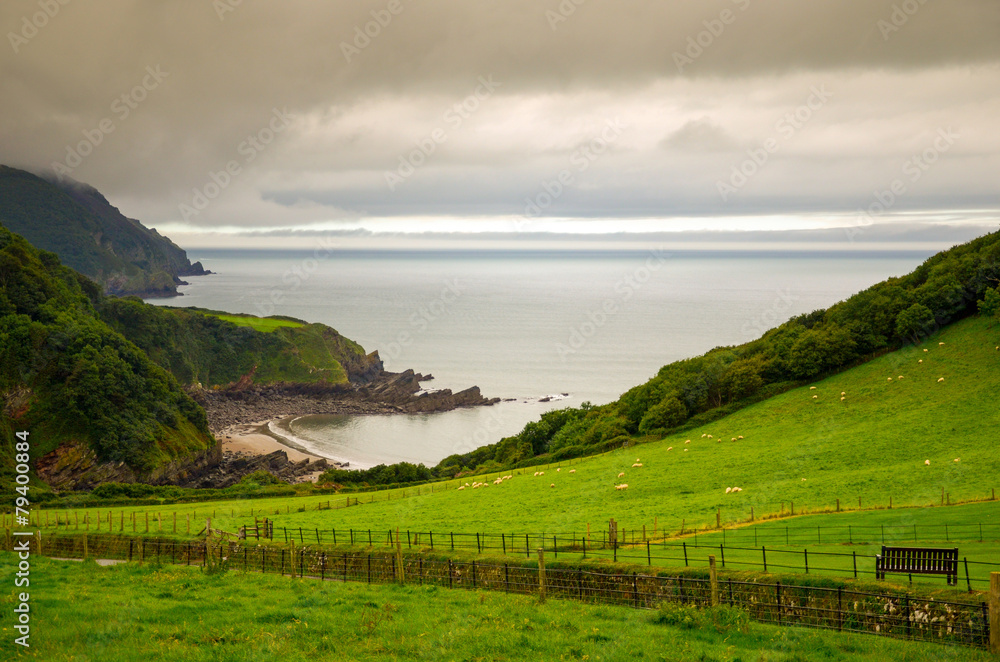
205, 313, 304, 332
1, 554, 993, 662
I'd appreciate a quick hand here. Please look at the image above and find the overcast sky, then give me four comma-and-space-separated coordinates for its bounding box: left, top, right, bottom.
1, 0, 998, 247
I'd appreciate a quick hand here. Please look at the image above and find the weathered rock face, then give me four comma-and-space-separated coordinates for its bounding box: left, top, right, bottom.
180, 450, 329, 489
36, 441, 222, 491
192, 369, 500, 432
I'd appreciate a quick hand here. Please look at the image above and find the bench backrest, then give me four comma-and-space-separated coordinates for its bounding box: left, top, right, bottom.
879, 546, 958, 572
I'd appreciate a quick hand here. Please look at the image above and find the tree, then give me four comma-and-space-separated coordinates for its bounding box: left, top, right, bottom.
638, 396, 687, 435
978, 286, 1000, 325
895, 303, 937, 343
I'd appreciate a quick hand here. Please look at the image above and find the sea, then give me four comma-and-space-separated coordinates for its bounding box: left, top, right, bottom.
148, 248, 935, 469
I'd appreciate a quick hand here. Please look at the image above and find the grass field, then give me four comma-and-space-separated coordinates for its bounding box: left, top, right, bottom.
1, 554, 993, 662
205, 313, 305, 333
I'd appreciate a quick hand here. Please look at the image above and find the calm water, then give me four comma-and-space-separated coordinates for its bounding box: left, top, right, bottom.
149, 249, 932, 468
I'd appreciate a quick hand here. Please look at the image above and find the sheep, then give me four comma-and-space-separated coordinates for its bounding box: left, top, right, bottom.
738, 435, 744, 439
457, 486, 465, 490
618, 472, 625, 478
923, 349, 929, 352
812, 395, 818, 399
939, 342, 945, 346
841, 397, 845, 401
841, 392, 846, 396
615, 484, 628, 491
556, 468, 561, 472
887, 377, 893, 381
683, 448, 689, 452
685, 440, 691, 444
534, 471, 540, 476
725, 487, 732, 494
954, 458, 960, 462
550, 483, 555, 488
918, 360, 923, 363
667, 447, 673, 451
938, 377, 945, 383
569, 469, 576, 474
898, 375, 904, 380
924, 459, 930, 465
735, 487, 743, 492
801, 478, 807, 481
731, 437, 737, 442
636, 458, 641, 463
701, 433, 707, 438
632, 462, 643, 468
707, 435, 713, 439
810, 386, 817, 390
539, 471, 545, 476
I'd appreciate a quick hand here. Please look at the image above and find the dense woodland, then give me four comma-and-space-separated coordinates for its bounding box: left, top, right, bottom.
322, 230, 1000, 487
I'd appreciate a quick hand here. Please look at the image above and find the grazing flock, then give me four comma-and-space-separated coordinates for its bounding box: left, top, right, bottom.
449, 342, 965, 498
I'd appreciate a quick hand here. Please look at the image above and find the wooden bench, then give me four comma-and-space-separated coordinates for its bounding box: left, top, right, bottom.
875, 546, 958, 585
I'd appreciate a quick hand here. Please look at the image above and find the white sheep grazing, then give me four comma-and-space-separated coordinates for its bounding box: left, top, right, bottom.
812, 395, 818, 399
898, 375, 904, 379
685, 440, 691, 444
569, 469, 576, 474
810, 386, 817, 390
707, 435, 713, 439
731, 437, 737, 442
684, 449, 689, 452
539, 471, 545, 476
923, 349, 928, 352
632, 462, 643, 468
550, 483, 555, 488
738, 435, 744, 439
725, 487, 732, 493
887, 377, 893, 381
939, 342, 945, 346
841, 397, 845, 401
735, 487, 743, 492
701, 433, 707, 438
954, 458, 960, 462
556, 468, 561, 472
801, 478, 806, 481
841, 392, 846, 396
636, 458, 641, 463
618, 472, 625, 478
925, 459, 930, 465
938, 377, 945, 383
457, 486, 465, 490
615, 483, 628, 491
534, 471, 540, 476
667, 447, 673, 451
918, 360, 923, 363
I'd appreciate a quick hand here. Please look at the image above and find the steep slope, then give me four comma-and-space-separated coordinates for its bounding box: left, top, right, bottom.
0, 165, 208, 297
305, 316, 1000, 533
98, 301, 382, 388
0, 224, 216, 492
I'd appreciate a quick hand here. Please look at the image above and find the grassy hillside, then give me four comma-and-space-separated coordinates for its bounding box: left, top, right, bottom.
0, 165, 207, 296
0, 224, 214, 490
98, 301, 378, 387
265, 316, 999, 534
431, 230, 1000, 475
2, 555, 992, 662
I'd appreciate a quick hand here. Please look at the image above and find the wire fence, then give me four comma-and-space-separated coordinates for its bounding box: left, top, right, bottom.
20, 533, 994, 651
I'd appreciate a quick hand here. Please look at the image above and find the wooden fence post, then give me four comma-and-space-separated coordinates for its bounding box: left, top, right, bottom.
716, 509, 721, 529
537, 548, 546, 604
990, 572, 999, 654
709, 555, 719, 607
395, 527, 405, 584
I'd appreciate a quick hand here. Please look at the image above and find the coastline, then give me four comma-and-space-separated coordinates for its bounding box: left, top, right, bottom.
217, 419, 344, 484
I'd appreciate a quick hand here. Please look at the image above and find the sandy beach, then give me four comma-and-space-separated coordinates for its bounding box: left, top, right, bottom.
219, 420, 327, 463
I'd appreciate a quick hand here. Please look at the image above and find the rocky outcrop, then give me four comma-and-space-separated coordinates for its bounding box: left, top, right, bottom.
180, 449, 328, 488
192, 369, 499, 432
36, 441, 222, 491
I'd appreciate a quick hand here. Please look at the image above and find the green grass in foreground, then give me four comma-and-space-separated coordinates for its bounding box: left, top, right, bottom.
1, 555, 992, 662
206, 313, 304, 332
